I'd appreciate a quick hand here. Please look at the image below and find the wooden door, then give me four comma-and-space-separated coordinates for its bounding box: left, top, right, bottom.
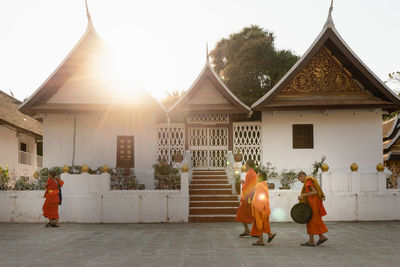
116, 136, 134, 168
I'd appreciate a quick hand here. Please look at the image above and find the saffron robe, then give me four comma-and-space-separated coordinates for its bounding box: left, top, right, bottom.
301, 176, 328, 235
250, 181, 271, 236
42, 178, 64, 219
235, 168, 257, 224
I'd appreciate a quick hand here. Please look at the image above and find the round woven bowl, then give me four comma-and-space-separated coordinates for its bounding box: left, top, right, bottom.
290, 203, 313, 224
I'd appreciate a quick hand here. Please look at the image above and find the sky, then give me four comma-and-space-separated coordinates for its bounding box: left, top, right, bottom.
0, 0, 399, 101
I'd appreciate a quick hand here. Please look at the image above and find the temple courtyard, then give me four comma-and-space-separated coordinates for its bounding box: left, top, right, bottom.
0, 221, 399, 267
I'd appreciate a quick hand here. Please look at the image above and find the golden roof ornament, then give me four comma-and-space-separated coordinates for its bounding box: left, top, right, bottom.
101, 164, 110, 173
324, 0, 335, 29
181, 164, 189, 172
376, 163, 385, 172
81, 164, 90, 173
321, 163, 329, 172
350, 163, 358, 172
62, 165, 70, 173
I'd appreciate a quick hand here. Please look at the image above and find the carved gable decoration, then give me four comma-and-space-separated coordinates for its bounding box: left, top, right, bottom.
391, 138, 400, 152
277, 47, 370, 97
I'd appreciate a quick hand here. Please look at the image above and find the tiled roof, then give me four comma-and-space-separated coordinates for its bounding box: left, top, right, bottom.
382, 116, 398, 139
0, 91, 42, 137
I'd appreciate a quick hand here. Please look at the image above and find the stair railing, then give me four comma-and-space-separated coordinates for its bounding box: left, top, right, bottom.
225, 151, 237, 193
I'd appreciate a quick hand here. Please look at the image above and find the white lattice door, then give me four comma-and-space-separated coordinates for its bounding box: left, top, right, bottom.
189, 127, 228, 169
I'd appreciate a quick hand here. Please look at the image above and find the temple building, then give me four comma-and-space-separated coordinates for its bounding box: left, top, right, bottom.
19, 4, 400, 189
383, 115, 400, 188
0, 90, 42, 179
251, 6, 400, 172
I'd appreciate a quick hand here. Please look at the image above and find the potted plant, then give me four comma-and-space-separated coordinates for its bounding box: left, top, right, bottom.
279, 169, 297, 189
172, 151, 183, 163
234, 149, 242, 163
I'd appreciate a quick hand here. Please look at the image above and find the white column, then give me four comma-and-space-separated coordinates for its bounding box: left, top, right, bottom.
377, 172, 387, 192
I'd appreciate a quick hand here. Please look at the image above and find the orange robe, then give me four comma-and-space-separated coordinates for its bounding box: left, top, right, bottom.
42, 178, 64, 220
250, 181, 271, 236
235, 168, 257, 224
303, 177, 328, 235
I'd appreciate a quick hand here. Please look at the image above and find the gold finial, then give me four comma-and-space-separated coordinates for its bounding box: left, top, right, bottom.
85, 0, 91, 20
324, 0, 335, 29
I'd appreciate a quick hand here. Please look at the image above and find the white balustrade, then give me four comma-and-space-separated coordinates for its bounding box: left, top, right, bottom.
18, 150, 33, 166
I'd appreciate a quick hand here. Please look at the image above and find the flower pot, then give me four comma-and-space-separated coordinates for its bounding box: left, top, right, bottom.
267, 183, 275, 190
234, 154, 242, 162
235, 182, 241, 195
173, 154, 183, 163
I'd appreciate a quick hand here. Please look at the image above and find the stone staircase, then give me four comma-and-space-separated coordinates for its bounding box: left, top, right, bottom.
189, 169, 239, 222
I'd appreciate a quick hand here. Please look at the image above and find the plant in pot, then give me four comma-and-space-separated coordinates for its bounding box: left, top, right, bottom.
172, 151, 183, 163
279, 169, 297, 189
234, 149, 242, 163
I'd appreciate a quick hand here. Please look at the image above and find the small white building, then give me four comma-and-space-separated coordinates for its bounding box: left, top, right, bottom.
251, 11, 400, 173
0, 90, 42, 179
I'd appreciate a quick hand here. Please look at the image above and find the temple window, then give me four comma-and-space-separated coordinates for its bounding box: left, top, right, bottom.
292, 124, 314, 149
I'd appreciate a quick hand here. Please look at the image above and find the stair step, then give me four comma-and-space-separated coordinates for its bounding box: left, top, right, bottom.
190, 184, 232, 189
190, 189, 233, 195
192, 176, 227, 180
190, 195, 238, 201
189, 207, 237, 215
188, 215, 236, 223
190, 201, 239, 207
193, 172, 226, 176
191, 180, 229, 184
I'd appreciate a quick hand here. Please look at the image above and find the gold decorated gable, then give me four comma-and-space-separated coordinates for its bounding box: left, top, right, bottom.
391, 138, 400, 152
277, 46, 369, 97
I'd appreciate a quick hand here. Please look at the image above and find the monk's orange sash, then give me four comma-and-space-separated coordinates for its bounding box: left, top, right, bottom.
251, 181, 270, 229
300, 176, 325, 202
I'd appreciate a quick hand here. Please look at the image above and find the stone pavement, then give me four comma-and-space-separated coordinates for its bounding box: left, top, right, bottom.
0, 221, 399, 267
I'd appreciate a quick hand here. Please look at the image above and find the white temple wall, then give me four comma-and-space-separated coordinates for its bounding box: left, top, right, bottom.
261, 109, 383, 173
0, 173, 189, 223
43, 111, 158, 188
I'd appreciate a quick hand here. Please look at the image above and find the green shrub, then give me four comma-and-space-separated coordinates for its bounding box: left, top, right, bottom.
110, 168, 138, 190
0, 166, 10, 190
13, 177, 38, 190
153, 160, 180, 190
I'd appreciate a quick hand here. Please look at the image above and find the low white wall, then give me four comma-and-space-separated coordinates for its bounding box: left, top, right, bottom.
0, 173, 189, 223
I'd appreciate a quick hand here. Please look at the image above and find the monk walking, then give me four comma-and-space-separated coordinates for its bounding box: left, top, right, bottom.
250, 172, 276, 246
43, 171, 64, 227
235, 159, 257, 237
297, 171, 328, 246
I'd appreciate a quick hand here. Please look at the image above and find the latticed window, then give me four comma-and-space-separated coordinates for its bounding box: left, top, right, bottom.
292, 124, 314, 149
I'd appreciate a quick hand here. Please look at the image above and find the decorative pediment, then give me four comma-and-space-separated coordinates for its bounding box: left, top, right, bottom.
277, 47, 369, 98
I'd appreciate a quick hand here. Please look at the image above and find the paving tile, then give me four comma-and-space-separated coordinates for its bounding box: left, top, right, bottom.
0, 222, 399, 267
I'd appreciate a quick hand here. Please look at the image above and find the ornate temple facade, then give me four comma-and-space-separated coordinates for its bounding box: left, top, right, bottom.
19, 5, 400, 188
383, 116, 400, 188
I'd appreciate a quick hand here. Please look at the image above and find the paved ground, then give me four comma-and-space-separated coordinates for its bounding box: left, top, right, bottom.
0, 221, 399, 267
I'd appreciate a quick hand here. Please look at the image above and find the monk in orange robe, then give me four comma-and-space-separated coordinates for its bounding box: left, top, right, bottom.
250, 172, 276, 246
43, 171, 64, 227
297, 171, 328, 246
235, 159, 257, 237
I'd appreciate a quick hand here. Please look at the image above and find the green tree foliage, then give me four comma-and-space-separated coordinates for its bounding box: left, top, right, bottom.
383, 71, 400, 121
210, 25, 299, 105
160, 90, 185, 109
387, 71, 400, 84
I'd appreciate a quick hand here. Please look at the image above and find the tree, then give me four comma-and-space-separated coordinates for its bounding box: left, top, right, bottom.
210, 25, 299, 106
383, 71, 400, 121
161, 90, 185, 109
